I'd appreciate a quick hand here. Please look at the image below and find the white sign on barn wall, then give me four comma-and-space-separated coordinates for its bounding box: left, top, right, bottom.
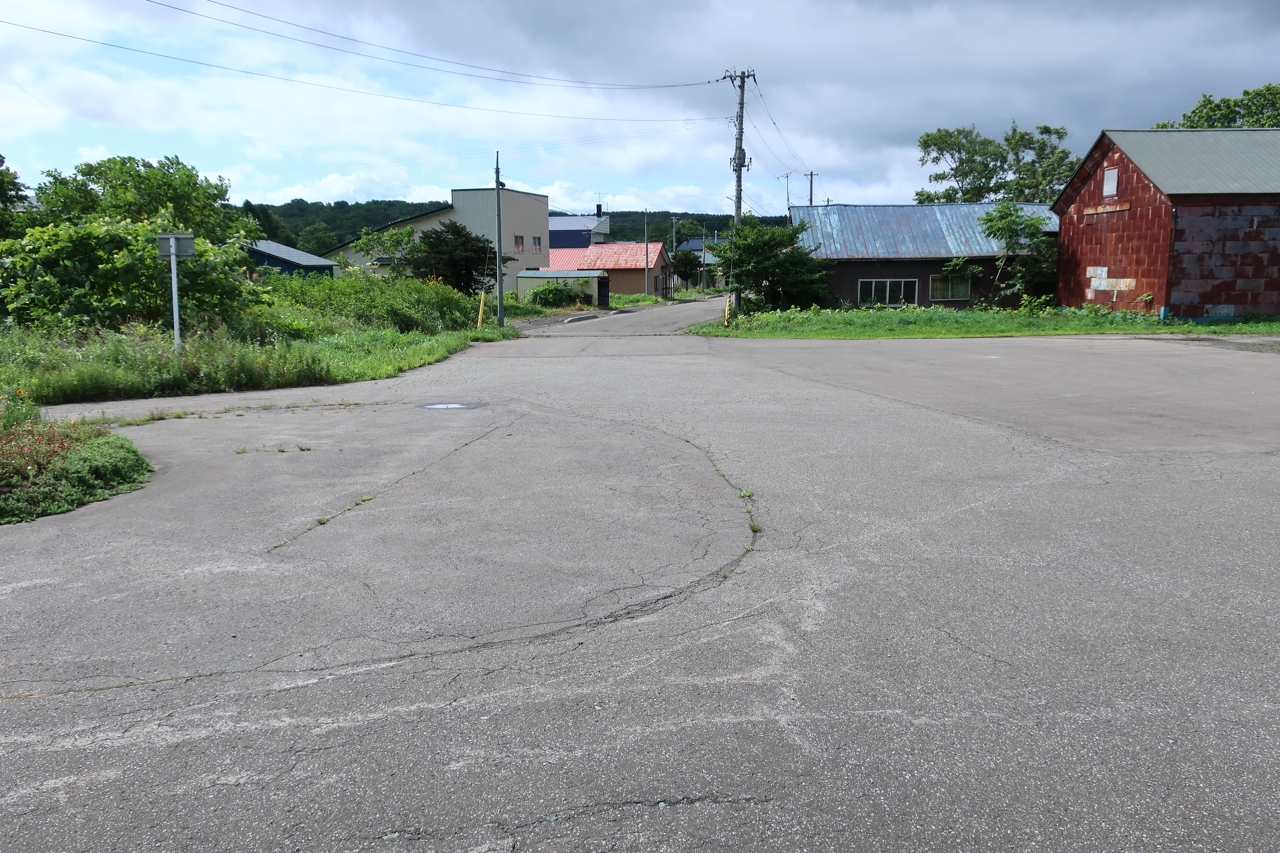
1086, 266, 1137, 292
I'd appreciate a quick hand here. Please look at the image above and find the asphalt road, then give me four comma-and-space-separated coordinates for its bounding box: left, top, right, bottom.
4, 325, 1280, 852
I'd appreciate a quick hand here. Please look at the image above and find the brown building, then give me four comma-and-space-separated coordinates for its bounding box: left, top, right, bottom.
569, 242, 671, 296
1053, 129, 1280, 318
791, 204, 1058, 307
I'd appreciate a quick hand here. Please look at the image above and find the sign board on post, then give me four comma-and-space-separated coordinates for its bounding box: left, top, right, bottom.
157, 233, 195, 350
156, 234, 196, 258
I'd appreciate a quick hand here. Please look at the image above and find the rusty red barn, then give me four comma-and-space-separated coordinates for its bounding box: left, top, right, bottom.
1053, 129, 1280, 318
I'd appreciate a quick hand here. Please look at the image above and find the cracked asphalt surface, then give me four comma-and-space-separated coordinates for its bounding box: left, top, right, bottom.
4, 302, 1280, 851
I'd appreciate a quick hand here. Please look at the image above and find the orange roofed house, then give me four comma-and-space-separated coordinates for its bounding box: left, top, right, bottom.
1053, 129, 1280, 319
544, 242, 671, 296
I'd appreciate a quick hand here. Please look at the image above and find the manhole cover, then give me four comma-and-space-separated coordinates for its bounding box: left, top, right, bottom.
421, 403, 471, 409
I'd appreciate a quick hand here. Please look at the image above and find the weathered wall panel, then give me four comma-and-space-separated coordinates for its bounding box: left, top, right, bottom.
830, 259, 1000, 308
1057, 145, 1174, 312
1169, 201, 1280, 317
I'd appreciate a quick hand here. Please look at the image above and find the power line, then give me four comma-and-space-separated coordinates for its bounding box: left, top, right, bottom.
748, 80, 808, 168
202, 0, 716, 90
0, 19, 727, 123
145, 1, 720, 91
240, 121, 725, 179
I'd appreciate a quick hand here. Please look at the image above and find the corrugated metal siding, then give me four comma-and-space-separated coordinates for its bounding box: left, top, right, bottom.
791, 204, 1057, 260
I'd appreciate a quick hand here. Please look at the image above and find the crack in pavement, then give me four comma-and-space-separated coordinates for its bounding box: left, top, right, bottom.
266, 413, 529, 551
376, 793, 776, 845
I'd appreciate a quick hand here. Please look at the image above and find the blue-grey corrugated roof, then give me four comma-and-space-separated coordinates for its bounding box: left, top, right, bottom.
516, 269, 606, 278
676, 237, 727, 252
1103, 129, 1280, 195
548, 215, 609, 232
249, 240, 338, 267
790, 204, 1058, 260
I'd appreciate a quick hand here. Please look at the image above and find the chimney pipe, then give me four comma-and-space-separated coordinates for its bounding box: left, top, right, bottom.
596, 203, 603, 218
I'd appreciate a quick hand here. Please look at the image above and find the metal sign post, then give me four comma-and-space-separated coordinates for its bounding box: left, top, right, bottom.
157, 233, 195, 350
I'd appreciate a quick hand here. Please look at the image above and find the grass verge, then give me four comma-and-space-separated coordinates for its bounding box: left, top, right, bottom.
0, 325, 517, 406
2, 413, 152, 524
689, 305, 1280, 340
609, 294, 663, 309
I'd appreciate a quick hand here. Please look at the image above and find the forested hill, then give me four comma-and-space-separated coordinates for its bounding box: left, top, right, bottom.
573, 210, 791, 244
264, 199, 449, 248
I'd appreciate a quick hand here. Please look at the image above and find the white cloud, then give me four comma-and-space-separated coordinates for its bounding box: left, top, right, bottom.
1, 0, 1278, 209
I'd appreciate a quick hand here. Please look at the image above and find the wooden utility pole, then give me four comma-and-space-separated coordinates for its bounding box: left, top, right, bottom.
806, 171, 817, 206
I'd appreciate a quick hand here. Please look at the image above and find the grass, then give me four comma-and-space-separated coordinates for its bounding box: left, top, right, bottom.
608, 293, 663, 309
690, 304, 1280, 340
2, 390, 152, 523
0, 324, 516, 406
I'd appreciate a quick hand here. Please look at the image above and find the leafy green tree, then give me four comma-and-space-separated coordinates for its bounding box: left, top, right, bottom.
1158, 83, 1280, 128
241, 201, 297, 247
350, 221, 510, 294
915, 123, 1082, 204
671, 249, 701, 284
1001, 125, 1081, 204
405, 220, 503, 295
0, 215, 254, 328
916, 126, 1007, 203
708, 215, 830, 310
32, 155, 257, 244
675, 219, 705, 244
349, 226, 417, 276
977, 201, 1057, 299
0, 154, 27, 240
297, 221, 337, 256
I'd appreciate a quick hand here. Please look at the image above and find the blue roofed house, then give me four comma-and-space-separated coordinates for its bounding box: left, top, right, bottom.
790, 204, 1058, 307
548, 207, 610, 249
247, 240, 339, 277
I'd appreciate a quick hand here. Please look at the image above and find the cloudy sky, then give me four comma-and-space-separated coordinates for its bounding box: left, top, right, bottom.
2, 0, 1279, 215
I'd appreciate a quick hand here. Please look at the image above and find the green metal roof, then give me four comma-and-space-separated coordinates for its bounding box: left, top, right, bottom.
1104, 129, 1280, 195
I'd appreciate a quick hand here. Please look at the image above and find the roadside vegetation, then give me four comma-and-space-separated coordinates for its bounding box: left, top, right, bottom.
692, 302, 1280, 340
0, 153, 517, 407
1, 387, 152, 523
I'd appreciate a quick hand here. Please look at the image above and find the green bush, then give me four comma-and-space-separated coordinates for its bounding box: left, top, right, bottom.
525, 281, 576, 308
1, 433, 152, 524
0, 215, 254, 328
259, 269, 478, 333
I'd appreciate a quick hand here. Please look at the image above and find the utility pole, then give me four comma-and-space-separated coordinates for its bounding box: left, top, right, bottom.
805, 172, 817, 206
725, 69, 754, 225
643, 208, 650, 296
494, 152, 505, 328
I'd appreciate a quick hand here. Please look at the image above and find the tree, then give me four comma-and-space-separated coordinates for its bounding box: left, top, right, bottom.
707, 215, 831, 310
31, 155, 257, 244
297, 221, 337, 256
671, 249, 701, 285
0, 154, 27, 240
676, 219, 705, 244
977, 201, 1057, 299
0, 214, 252, 328
348, 221, 511, 294
915, 122, 1082, 204
242, 201, 297, 247
1158, 83, 1280, 128
404, 220, 503, 295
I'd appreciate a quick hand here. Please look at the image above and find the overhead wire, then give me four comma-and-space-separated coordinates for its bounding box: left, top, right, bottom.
243, 121, 724, 178
145, 1, 720, 91
0, 19, 727, 123
201, 0, 717, 90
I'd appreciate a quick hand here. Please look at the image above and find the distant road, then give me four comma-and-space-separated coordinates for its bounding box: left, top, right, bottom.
521, 296, 725, 336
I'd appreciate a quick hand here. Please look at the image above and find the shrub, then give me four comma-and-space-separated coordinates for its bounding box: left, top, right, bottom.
259, 269, 478, 333
1, 433, 152, 524
525, 281, 576, 307
0, 215, 253, 328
